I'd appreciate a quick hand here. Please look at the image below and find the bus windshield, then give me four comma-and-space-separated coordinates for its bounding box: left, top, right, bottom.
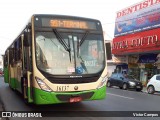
35, 31, 105, 75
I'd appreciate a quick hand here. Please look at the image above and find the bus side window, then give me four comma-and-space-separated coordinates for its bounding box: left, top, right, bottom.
9, 47, 14, 66
4, 54, 8, 67
23, 29, 32, 71
14, 37, 22, 62
14, 41, 18, 61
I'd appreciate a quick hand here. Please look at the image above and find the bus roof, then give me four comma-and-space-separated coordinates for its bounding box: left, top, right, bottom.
32, 14, 101, 22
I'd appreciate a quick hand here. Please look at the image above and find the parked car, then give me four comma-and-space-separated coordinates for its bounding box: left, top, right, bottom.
107, 73, 143, 91
147, 74, 160, 94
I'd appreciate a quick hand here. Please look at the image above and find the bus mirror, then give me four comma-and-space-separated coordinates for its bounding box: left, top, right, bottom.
105, 43, 112, 60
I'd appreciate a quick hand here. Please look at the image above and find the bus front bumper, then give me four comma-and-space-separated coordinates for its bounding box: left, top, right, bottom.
33, 86, 106, 105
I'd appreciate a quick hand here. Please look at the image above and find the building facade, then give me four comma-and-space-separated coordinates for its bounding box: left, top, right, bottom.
112, 28, 160, 86
112, 0, 160, 86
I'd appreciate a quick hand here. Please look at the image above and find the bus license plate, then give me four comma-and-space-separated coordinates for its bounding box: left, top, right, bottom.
70, 97, 82, 103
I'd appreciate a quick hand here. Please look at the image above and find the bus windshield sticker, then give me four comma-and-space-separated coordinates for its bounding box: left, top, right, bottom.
67, 67, 75, 73
84, 60, 97, 66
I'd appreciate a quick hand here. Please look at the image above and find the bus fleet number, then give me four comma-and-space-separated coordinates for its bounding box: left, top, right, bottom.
56, 85, 69, 91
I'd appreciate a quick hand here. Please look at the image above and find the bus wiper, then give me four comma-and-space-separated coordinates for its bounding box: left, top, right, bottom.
79, 56, 88, 73
77, 31, 89, 57
79, 31, 89, 46
68, 37, 72, 62
53, 29, 72, 62
53, 29, 69, 51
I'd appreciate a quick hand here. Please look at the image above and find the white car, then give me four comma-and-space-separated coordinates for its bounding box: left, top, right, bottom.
147, 74, 160, 94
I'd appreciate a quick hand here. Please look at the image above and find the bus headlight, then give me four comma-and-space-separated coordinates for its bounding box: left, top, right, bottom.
97, 76, 108, 89
35, 77, 52, 92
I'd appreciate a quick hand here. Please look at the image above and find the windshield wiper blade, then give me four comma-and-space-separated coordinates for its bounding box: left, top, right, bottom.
77, 31, 89, 73
77, 31, 89, 57
68, 37, 72, 62
53, 29, 72, 62
79, 31, 89, 46
79, 56, 88, 73
53, 29, 69, 51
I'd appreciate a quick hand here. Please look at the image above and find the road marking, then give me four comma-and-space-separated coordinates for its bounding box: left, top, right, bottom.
107, 93, 134, 100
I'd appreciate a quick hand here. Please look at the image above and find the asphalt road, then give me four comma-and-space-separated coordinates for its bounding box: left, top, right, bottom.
0, 77, 160, 120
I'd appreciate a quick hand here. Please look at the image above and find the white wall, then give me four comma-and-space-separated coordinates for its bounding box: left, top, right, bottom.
107, 63, 116, 77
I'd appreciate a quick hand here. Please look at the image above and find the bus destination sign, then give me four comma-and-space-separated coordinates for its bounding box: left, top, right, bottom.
41, 18, 97, 30
50, 20, 88, 29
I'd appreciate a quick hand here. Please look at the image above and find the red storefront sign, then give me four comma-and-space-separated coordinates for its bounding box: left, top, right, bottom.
112, 28, 160, 55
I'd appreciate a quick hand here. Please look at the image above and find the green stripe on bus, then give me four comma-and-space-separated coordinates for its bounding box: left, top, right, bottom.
27, 87, 34, 103
9, 78, 34, 103
10, 78, 16, 89
90, 86, 106, 100
33, 86, 106, 105
4, 67, 9, 83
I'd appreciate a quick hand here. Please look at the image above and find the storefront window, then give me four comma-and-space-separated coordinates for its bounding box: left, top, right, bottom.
128, 68, 140, 80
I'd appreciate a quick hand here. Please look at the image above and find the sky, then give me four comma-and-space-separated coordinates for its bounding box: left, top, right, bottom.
0, 0, 142, 54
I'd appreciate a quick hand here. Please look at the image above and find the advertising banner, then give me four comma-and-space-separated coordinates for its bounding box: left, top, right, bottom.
112, 28, 160, 55
114, 0, 160, 37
